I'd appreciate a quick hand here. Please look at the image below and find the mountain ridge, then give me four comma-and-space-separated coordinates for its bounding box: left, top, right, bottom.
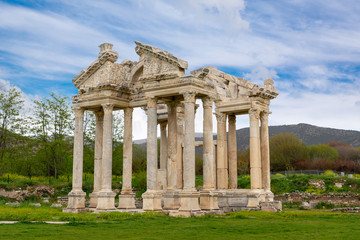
134, 123, 360, 149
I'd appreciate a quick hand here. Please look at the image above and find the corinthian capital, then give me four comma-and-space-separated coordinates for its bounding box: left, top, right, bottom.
94, 110, 104, 122
215, 112, 226, 123
202, 96, 214, 108
102, 103, 114, 114
73, 107, 84, 118
146, 97, 157, 108
249, 108, 260, 120
181, 91, 197, 103
260, 110, 271, 122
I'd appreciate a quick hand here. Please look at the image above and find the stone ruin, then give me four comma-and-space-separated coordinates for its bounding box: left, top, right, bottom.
64, 41, 280, 216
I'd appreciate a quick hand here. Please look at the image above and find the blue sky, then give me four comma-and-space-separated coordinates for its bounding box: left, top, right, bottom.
0, 0, 359, 139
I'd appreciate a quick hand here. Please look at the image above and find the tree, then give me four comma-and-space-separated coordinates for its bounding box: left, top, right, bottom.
0, 86, 24, 173
308, 144, 338, 162
32, 93, 73, 178
269, 133, 309, 171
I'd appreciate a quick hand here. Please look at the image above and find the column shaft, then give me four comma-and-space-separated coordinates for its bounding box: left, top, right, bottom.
202, 97, 215, 190
167, 102, 178, 189
160, 122, 168, 170
261, 111, 271, 191
93, 111, 104, 193
249, 108, 262, 189
72, 107, 84, 192
182, 92, 196, 190
216, 112, 228, 189
101, 104, 114, 191
146, 99, 158, 191
122, 107, 133, 193
228, 115, 237, 189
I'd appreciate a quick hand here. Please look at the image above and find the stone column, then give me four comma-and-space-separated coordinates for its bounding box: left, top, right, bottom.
249, 108, 262, 189
65, 107, 86, 213
228, 115, 237, 189
261, 111, 273, 200
142, 97, 162, 210
202, 97, 215, 190
163, 102, 180, 210
96, 103, 116, 210
179, 91, 200, 212
159, 121, 168, 170
89, 110, 104, 208
166, 102, 178, 190
216, 112, 228, 189
119, 107, 136, 209
157, 121, 168, 190
200, 97, 219, 211
176, 104, 184, 189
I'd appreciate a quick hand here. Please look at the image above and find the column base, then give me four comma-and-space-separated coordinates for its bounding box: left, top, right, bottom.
179, 190, 200, 212
118, 192, 136, 209
63, 190, 86, 213
88, 192, 99, 208
265, 190, 274, 201
96, 191, 116, 210
162, 190, 181, 210
200, 190, 219, 210
142, 190, 162, 211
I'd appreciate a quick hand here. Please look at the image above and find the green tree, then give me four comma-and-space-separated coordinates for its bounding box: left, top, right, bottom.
0, 86, 24, 173
270, 133, 309, 171
308, 144, 338, 162
32, 93, 73, 178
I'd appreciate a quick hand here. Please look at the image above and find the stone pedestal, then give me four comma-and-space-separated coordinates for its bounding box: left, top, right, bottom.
200, 190, 219, 210
142, 191, 162, 211
118, 193, 136, 209
96, 191, 116, 210
178, 191, 201, 212
163, 190, 181, 210
64, 191, 86, 213
89, 192, 99, 208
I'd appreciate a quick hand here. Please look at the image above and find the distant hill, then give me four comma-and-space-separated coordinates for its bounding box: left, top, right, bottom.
134, 123, 360, 151
233, 123, 360, 150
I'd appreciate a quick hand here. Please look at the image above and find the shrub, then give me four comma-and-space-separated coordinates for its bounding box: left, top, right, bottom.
270, 133, 309, 171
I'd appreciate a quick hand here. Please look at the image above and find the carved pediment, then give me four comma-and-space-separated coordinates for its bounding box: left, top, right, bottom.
134, 41, 188, 80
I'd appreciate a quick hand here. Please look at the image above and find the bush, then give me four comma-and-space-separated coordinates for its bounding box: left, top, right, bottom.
133, 171, 147, 197
308, 144, 338, 162
270, 133, 309, 171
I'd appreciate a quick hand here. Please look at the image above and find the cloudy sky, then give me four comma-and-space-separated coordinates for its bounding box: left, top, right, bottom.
0, 0, 359, 139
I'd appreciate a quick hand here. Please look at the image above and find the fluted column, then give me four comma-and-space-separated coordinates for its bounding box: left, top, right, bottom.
119, 107, 136, 209
202, 97, 215, 190
216, 112, 228, 189
179, 91, 200, 212
96, 103, 116, 210
142, 97, 162, 210
65, 107, 86, 212
228, 115, 237, 189
89, 110, 104, 208
261, 111, 271, 192
249, 108, 262, 189
166, 101, 178, 190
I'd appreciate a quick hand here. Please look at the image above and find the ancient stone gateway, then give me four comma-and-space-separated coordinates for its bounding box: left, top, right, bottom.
64, 41, 280, 216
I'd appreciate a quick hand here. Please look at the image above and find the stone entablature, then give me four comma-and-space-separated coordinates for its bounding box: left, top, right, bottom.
64, 41, 280, 216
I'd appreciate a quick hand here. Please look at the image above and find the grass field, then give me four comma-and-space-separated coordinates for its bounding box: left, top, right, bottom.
0, 205, 359, 239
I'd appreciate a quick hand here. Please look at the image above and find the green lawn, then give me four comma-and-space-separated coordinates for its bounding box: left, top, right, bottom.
0, 206, 359, 239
